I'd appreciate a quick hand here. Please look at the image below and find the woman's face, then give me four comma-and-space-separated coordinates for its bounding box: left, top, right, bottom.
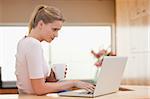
41, 20, 63, 43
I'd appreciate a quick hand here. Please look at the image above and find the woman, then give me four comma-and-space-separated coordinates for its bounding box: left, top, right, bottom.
15, 5, 95, 95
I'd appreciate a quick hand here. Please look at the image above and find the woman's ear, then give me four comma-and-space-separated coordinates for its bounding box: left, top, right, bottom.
37, 20, 44, 30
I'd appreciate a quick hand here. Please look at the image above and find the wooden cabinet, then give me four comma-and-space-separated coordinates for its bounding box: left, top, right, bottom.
129, 16, 149, 52
128, 53, 148, 78
128, 0, 149, 20
128, 0, 137, 19
116, 0, 150, 85
148, 53, 150, 78
136, 0, 148, 14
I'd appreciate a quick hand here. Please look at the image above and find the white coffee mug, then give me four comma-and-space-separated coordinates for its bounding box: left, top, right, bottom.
52, 64, 67, 80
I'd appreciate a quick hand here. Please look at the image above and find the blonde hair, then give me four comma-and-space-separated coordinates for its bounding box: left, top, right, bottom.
28, 5, 65, 33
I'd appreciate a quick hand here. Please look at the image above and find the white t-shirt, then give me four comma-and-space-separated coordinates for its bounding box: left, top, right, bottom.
15, 36, 50, 94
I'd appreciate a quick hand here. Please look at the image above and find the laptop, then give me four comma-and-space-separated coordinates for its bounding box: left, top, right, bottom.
59, 56, 128, 97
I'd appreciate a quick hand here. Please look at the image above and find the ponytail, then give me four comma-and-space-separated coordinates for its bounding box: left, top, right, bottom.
28, 5, 64, 34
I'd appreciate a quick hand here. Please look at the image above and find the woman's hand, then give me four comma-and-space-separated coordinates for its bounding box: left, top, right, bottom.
74, 80, 95, 92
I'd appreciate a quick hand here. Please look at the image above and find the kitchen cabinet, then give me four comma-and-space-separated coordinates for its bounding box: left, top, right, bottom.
116, 0, 150, 85
129, 16, 149, 52
128, 0, 149, 20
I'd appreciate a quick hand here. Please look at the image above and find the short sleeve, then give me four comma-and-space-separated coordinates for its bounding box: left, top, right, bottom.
26, 43, 44, 79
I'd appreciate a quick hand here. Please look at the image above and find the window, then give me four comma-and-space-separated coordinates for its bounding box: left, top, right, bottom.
0, 26, 50, 81
0, 25, 111, 81
0, 26, 27, 81
51, 26, 111, 79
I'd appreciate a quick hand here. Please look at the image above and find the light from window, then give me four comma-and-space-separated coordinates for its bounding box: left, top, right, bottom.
51, 26, 111, 79
0, 26, 49, 81
0, 25, 111, 81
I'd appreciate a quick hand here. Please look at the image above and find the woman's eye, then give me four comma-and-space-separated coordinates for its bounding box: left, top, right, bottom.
53, 28, 57, 31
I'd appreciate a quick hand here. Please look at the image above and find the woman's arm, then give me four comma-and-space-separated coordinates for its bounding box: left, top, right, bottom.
31, 78, 95, 95
31, 78, 74, 95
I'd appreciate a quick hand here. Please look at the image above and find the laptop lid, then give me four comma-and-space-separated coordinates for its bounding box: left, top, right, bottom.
94, 56, 127, 96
